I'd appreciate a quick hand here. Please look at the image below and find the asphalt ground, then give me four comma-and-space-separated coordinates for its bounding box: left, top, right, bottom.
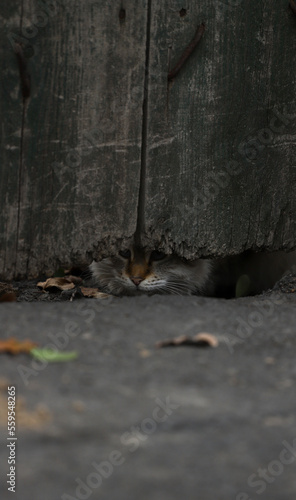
0, 278, 296, 500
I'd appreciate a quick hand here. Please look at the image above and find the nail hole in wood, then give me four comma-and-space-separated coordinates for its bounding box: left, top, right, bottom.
119, 8, 126, 21
179, 8, 187, 17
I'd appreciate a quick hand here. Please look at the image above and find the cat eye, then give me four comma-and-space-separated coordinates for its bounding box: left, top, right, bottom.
119, 249, 131, 259
150, 250, 166, 262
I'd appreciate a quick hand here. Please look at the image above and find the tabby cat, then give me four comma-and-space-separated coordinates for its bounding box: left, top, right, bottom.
90, 247, 211, 296
90, 247, 296, 298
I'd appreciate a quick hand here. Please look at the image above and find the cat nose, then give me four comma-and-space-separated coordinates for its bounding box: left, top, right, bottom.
130, 277, 143, 286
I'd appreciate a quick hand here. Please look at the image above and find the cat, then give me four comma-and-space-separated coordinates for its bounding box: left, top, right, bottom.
90, 247, 296, 298
90, 247, 212, 296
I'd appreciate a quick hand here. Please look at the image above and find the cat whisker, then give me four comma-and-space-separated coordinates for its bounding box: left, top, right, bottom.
168, 283, 197, 295
164, 287, 191, 295
149, 281, 192, 295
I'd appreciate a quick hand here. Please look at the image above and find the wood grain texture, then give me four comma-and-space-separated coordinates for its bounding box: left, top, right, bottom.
1, 0, 296, 279
1, 0, 147, 278
142, 0, 296, 258
0, 3, 24, 279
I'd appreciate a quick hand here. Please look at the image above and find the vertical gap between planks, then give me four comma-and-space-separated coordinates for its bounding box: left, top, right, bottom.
134, 0, 152, 246
15, 0, 25, 276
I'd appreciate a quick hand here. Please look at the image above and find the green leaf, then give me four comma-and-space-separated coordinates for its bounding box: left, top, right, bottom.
30, 348, 78, 362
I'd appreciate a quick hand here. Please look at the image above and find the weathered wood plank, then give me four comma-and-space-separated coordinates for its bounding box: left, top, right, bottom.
0, 3, 24, 279
1, 0, 147, 279
143, 0, 296, 258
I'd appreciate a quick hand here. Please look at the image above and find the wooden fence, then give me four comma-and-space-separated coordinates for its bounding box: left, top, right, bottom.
1, 0, 296, 279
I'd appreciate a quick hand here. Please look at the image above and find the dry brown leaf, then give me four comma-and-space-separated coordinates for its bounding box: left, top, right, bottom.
265, 357, 275, 365
156, 332, 219, 349
0, 282, 17, 302
139, 349, 152, 358
0, 338, 38, 355
37, 277, 76, 291
193, 333, 219, 347
0, 292, 17, 302
80, 287, 110, 299
71, 400, 86, 413
0, 377, 9, 390
0, 394, 52, 430
67, 275, 83, 285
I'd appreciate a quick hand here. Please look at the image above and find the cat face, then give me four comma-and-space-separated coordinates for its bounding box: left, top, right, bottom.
90, 247, 212, 296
